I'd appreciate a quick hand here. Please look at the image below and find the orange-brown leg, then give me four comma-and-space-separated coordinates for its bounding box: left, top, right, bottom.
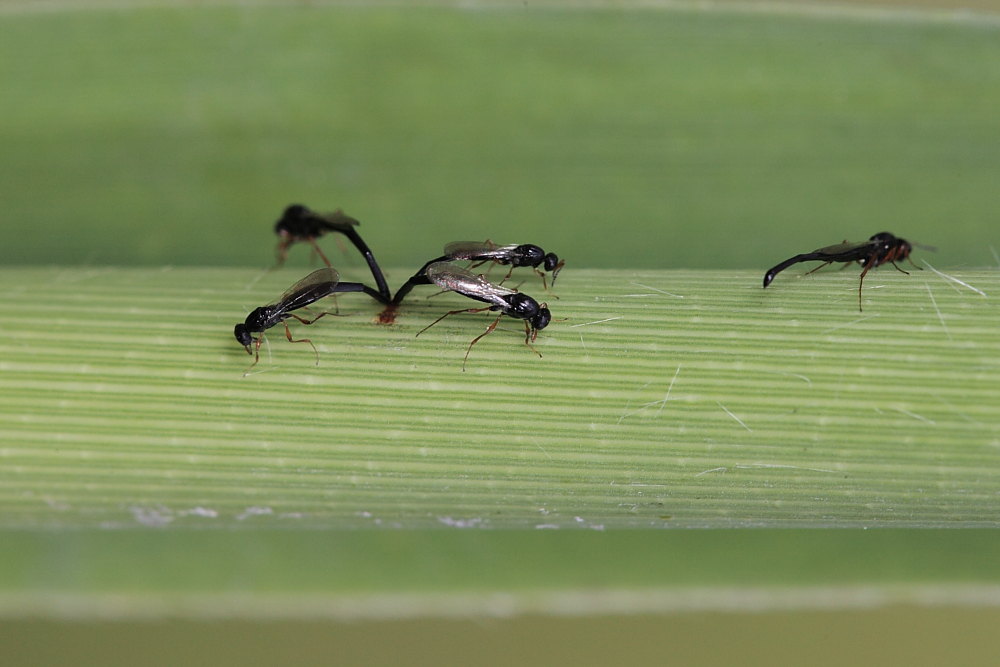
308, 239, 333, 268
461, 314, 505, 370
857, 262, 875, 311
283, 321, 320, 365
242, 335, 265, 375
289, 301, 341, 322
332, 234, 351, 260
803, 261, 833, 276
532, 267, 550, 291
522, 321, 542, 359
416, 306, 493, 338
496, 265, 515, 285
423, 288, 453, 301
275, 240, 292, 267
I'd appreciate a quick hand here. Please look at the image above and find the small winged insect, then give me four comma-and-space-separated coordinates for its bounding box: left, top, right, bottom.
415, 262, 551, 369
443, 241, 564, 288
273, 204, 391, 303
763, 232, 918, 311
234, 268, 384, 372
388, 241, 564, 310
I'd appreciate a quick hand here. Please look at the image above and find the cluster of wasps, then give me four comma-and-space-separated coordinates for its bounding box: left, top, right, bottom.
234, 205, 564, 372
235, 205, 925, 373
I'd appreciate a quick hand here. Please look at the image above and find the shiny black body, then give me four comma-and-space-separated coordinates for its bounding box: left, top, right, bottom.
390, 241, 563, 306
443, 241, 563, 280
234, 268, 383, 369
274, 204, 391, 303
763, 232, 916, 310
415, 262, 551, 368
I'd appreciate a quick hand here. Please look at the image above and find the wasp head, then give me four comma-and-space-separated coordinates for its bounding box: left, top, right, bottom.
234, 323, 254, 353
531, 304, 552, 334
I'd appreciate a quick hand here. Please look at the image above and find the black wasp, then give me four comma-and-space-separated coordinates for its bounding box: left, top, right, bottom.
273, 204, 391, 303
443, 241, 564, 288
415, 262, 552, 369
388, 241, 563, 308
763, 232, 918, 311
234, 268, 384, 372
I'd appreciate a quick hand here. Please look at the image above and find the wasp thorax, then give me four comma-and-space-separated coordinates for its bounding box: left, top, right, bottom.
513, 244, 545, 266
506, 292, 540, 319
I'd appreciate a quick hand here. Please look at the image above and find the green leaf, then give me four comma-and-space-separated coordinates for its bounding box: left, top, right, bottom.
2, 265, 998, 531
2, 261, 1000, 661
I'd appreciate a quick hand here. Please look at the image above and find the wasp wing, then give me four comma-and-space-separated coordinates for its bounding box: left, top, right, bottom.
443, 240, 515, 260
274, 268, 341, 312
811, 239, 876, 260
425, 262, 514, 307
317, 209, 361, 233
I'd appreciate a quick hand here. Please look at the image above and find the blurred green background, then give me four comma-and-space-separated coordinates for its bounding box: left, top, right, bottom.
1, 1, 998, 270
3, 3, 1000, 665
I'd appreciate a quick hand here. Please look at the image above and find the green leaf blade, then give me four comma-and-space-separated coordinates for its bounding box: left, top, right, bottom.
2, 266, 998, 529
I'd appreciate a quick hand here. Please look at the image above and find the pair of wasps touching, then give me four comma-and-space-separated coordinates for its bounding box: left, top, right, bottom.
234, 205, 564, 372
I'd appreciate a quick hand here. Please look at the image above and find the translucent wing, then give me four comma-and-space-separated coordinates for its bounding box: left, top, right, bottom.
425, 262, 514, 307
443, 241, 515, 261
317, 209, 361, 232
274, 267, 341, 312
